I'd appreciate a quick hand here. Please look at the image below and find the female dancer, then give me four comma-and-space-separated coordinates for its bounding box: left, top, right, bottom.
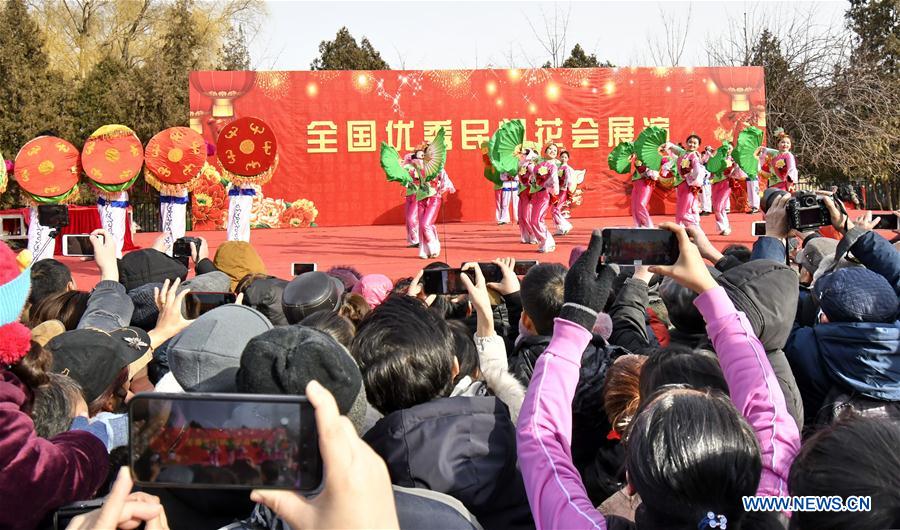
630, 156, 659, 227
709, 143, 747, 236
517, 147, 539, 244
666, 135, 709, 228
411, 144, 455, 259
401, 152, 420, 247
769, 130, 798, 192
552, 149, 579, 235
529, 142, 561, 253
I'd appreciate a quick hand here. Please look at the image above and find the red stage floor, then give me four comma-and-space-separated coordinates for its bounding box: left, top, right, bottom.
62, 212, 770, 289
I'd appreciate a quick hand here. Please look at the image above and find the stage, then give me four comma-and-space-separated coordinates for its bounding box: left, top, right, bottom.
62, 212, 768, 289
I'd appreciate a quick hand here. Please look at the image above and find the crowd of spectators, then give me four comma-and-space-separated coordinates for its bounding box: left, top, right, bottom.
1, 193, 898, 530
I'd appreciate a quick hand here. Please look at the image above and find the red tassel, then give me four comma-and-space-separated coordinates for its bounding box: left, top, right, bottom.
0, 322, 32, 365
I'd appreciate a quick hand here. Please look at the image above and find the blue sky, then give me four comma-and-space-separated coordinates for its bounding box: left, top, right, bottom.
250, 1, 848, 70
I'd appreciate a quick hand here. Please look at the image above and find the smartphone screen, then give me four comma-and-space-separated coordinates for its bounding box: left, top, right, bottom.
474, 263, 503, 283
129, 393, 321, 492
513, 260, 539, 276
874, 213, 900, 231
62, 234, 95, 257
422, 268, 473, 295
291, 263, 318, 276
184, 292, 237, 319
37, 204, 69, 228
600, 228, 678, 266
751, 221, 767, 237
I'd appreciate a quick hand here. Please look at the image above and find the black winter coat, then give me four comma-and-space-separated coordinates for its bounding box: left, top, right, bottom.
363, 396, 535, 530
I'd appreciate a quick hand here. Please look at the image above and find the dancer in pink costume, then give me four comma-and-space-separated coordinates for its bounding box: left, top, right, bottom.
761, 129, 798, 192
666, 135, 710, 228
416, 166, 455, 259
630, 157, 659, 227
552, 150, 582, 235
709, 143, 747, 235
517, 147, 539, 244
380, 130, 447, 254
401, 153, 420, 247
530, 143, 561, 253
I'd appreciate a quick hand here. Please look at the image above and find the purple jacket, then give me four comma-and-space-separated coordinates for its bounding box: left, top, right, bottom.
516, 287, 801, 529
0, 369, 109, 530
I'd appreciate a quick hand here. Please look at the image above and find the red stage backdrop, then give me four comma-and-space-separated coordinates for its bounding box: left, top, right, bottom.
189, 67, 765, 229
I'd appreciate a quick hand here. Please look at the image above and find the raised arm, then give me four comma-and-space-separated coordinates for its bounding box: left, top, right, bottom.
461, 262, 526, 423
649, 223, 800, 499
694, 287, 800, 497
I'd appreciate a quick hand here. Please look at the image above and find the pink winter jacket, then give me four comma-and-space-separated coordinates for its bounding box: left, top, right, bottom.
516, 286, 801, 529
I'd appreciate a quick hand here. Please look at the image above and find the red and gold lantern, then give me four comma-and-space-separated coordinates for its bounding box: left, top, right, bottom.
81, 124, 144, 195
190, 71, 256, 119
144, 127, 207, 194
14, 136, 81, 203
215, 116, 278, 186
709, 68, 764, 113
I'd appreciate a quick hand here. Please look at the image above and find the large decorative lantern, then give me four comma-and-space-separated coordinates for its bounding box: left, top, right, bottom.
710, 68, 764, 113
190, 71, 256, 119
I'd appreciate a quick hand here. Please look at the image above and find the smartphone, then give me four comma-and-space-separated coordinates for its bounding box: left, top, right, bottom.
129, 393, 321, 493
422, 267, 474, 295
465, 260, 539, 283
291, 262, 317, 276
599, 228, 679, 266
52, 499, 105, 530
513, 260, 539, 276
37, 204, 69, 228
61, 234, 95, 257
874, 212, 900, 231
184, 292, 237, 319
472, 263, 503, 283
751, 221, 767, 237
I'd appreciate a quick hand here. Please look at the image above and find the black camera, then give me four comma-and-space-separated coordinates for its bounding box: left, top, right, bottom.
786, 191, 831, 231
172, 236, 201, 267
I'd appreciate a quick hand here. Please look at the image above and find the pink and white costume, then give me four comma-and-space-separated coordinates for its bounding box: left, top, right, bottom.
400, 154, 421, 246
630, 163, 659, 228
495, 172, 519, 224
417, 169, 455, 259
770, 150, 798, 192
711, 161, 747, 234
530, 160, 559, 253
404, 192, 419, 246
517, 157, 538, 244
672, 147, 707, 228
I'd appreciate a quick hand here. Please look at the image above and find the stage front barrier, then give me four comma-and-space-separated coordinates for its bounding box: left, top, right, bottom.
189, 67, 766, 229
